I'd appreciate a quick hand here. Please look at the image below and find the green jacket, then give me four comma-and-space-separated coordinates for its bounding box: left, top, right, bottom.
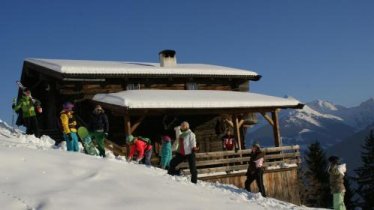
13, 95, 37, 118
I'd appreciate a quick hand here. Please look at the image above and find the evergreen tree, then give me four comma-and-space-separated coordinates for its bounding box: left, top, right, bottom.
304, 141, 331, 208
355, 130, 374, 210
344, 176, 358, 210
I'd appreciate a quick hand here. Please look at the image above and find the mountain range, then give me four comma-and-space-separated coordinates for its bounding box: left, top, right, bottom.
246, 98, 374, 170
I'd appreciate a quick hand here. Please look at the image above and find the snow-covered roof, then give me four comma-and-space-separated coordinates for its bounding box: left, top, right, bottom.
92, 90, 303, 109
25, 58, 259, 79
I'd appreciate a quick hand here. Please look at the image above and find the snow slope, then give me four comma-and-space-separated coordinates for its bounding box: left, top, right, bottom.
0, 120, 321, 210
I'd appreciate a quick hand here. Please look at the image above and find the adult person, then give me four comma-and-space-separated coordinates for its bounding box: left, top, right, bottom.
88, 105, 109, 157
12, 88, 42, 137
127, 135, 153, 165
245, 143, 266, 197
60, 102, 79, 152
168, 121, 198, 184
328, 156, 346, 210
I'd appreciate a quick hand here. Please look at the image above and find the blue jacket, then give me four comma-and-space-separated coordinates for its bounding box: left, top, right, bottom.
160, 141, 172, 169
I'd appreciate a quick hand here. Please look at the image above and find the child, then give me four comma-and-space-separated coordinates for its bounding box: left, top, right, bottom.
160, 135, 172, 169
222, 129, 238, 152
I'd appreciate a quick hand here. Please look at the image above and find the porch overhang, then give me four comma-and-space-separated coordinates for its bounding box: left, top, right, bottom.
92, 90, 304, 115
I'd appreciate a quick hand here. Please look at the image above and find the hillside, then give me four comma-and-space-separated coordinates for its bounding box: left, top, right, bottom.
0, 119, 320, 210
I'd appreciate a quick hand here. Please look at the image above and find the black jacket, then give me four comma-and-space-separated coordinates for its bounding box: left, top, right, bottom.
89, 112, 109, 133
246, 150, 265, 175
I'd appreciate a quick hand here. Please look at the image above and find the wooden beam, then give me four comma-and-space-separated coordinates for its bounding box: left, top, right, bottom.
224, 118, 234, 128
232, 114, 242, 151
130, 115, 146, 134
261, 112, 274, 126
124, 114, 131, 136
238, 119, 245, 128
271, 109, 281, 147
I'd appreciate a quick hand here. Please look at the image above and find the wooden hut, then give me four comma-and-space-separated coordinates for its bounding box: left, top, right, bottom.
18, 50, 304, 204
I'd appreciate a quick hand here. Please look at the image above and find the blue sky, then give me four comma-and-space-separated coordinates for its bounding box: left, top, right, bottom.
1, 0, 373, 123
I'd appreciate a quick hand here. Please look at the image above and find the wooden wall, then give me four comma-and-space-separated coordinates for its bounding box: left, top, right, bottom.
200, 168, 301, 205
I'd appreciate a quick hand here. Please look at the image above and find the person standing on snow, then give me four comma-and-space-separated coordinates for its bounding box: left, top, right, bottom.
88, 105, 109, 157
168, 121, 198, 184
127, 135, 153, 165
328, 156, 346, 210
12, 88, 42, 137
60, 102, 79, 152
245, 143, 266, 197
160, 135, 172, 169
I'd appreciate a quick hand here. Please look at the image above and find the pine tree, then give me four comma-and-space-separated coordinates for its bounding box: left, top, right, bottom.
355, 130, 374, 210
304, 141, 331, 208
344, 176, 358, 210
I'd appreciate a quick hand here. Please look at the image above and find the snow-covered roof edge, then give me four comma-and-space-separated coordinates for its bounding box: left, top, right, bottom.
25, 58, 260, 80
92, 90, 304, 110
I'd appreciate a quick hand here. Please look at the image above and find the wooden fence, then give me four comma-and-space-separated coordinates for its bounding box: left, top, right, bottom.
178, 145, 301, 176
105, 140, 302, 204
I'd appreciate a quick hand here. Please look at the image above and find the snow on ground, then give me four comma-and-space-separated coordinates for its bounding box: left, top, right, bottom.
0, 120, 322, 210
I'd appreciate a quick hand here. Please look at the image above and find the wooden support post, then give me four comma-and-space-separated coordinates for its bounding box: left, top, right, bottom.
124, 113, 131, 137
124, 113, 131, 156
46, 83, 57, 129
238, 119, 245, 128
130, 115, 146, 134
261, 112, 274, 126
232, 114, 242, 151
271, 109, 281, 147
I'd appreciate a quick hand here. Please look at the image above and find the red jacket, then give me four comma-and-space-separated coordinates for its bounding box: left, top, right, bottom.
128, 140, 152, 161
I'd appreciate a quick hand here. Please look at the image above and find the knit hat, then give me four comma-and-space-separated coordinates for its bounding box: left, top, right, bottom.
252, 142, 261, 149
328, 155, 339, 164
126, 135, 135, 144
63, 102, 74, 111
162, 135, 171, 142
23, 88, 31, 96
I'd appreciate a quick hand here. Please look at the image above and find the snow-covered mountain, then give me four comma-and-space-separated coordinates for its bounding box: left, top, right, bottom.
247, 98, 374, 150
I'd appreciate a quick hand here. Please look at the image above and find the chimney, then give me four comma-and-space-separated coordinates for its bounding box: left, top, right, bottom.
159, 49, 177, 67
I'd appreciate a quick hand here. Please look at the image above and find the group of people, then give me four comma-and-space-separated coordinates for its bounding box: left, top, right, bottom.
12, 87, 109, 157
126, 121, 198, 183
59, 102, 109, 157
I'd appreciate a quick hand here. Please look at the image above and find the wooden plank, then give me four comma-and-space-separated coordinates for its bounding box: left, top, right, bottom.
182, 159, 300, 176
182, 164, 248, 175
194, 145, 299, 159
180, 153, 300, 170
195, 149, 252, 158
262, 145, 300, 153
179, 157, 250, 168
264, 152, 300, 160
